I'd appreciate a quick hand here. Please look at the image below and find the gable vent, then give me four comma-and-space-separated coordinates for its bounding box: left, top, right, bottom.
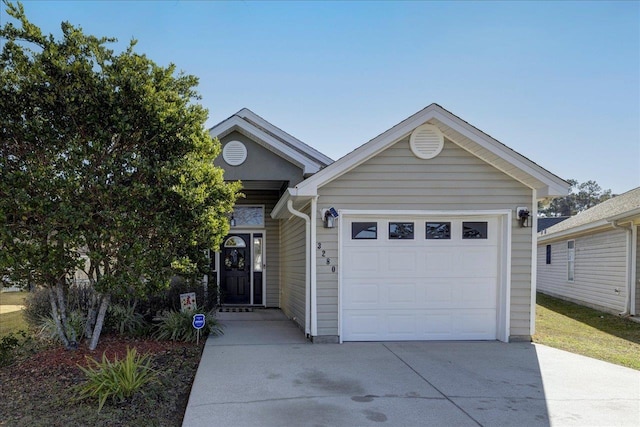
409, 124, 444, 159
222, 140, 247, 166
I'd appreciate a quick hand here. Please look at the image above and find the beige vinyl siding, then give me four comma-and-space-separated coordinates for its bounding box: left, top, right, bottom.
316, 137, 533, 338
279, 210, 307, 330
537, 228, 628, 313
237, 190, 281, 307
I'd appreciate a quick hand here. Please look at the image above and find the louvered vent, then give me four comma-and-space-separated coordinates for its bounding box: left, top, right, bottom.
222, 140, 247, 166
409, 124, 444, 159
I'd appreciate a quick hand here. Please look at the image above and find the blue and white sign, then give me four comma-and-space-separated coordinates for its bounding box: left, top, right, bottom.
192, 313, 206, 330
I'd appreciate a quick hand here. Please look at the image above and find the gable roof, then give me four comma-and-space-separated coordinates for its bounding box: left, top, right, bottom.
539, 187, 640, 240
209, 109, 333, 175
289, 103, 569, 198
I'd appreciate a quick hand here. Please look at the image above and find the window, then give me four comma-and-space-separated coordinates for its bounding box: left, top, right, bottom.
426, 222, 451, 239
253, 235, 263, 272
389, 222, 414, 239
231, 206, 264, 227
567, 240, 575, 281
462, 222, 488, 239
352, 222, 377, 239
546, 245, 551, 265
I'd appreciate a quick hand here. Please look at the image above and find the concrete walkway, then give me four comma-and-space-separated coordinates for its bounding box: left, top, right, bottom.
183, 309, 640, 427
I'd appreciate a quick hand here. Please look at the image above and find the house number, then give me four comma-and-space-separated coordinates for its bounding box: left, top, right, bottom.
331, 266, 336, 273
326, 258, 331, 265
317, 242, 322, 249
321, 250, 326, 257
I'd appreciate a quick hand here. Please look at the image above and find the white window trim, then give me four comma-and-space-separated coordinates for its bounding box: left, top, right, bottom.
567, 240, 575, 282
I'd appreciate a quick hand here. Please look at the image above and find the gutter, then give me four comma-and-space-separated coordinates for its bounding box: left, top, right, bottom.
609, 220, 634, 316
286, 199, 311, 336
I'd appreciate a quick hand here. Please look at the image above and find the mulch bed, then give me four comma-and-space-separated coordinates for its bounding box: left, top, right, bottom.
0, 335, 204, 426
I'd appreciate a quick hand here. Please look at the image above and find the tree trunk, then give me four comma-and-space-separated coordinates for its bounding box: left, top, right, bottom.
88, 293, 110, 351
55, 277, 78, 349
48, 287, 70, 349
84, 292, 98, 339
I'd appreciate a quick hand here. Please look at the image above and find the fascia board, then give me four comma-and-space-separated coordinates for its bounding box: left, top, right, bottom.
537, 219, 611, 243
237, 109, 334, 165
210, 116, 321, 174
606, 208, 640, 223
295, 104, 569, 197
431, 109, 570, 197
295, 105, 441, 196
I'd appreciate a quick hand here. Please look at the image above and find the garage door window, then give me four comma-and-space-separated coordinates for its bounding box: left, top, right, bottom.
462, 222, 488, 239
352, 222, 377, 239
426, 222, 451, 239
389, 222, 414, 239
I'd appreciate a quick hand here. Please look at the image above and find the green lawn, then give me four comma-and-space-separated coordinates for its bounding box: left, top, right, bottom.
0, 291, 29, 337
534, 292, 640, 370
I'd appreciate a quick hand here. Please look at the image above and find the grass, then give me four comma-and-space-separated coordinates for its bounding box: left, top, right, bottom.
534, 292, 640, 370
0, 291, 29, 336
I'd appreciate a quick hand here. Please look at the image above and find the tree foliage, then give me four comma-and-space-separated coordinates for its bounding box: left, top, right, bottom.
0, 1, 240, 349
539, 179, 613, 217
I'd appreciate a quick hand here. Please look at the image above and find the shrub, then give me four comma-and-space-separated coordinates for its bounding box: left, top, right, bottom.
0, 330, 28, 367
105, 303, 148, 337
36, 310, 86, 343
24, 286, 97, 330
75, 347, 157, 412
152, 308, 222, 342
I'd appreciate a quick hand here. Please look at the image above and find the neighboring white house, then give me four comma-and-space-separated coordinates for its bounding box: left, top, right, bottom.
210, 103, 569, 343
537, 187, 640, 316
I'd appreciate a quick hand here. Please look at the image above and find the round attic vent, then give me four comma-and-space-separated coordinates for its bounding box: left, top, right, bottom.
222, 140, 247, 166
409, 124, 444, 159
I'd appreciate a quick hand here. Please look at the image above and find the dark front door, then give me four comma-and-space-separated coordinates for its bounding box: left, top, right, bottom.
220, 234, 251, 304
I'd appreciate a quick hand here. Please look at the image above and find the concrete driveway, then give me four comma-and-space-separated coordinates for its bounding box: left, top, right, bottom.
182, 310, 640, 427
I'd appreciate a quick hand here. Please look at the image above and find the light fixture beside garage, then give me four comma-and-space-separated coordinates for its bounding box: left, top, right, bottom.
409, 124, 444, 159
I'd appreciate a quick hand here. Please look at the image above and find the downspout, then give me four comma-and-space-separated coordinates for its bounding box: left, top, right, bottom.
610, 220, 633, 316
286, 199, 311, 336
530, 189, 538, 336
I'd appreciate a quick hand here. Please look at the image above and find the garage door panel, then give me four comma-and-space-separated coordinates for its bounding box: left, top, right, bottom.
342, 215, 500, 341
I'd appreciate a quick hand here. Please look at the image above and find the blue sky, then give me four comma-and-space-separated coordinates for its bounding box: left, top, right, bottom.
3, 1, 639, 194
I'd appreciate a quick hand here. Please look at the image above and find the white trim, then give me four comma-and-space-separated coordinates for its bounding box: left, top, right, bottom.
631, 225, 637, 316
292, 104, 568, 197
338, 209, 511, 343
210, 116, 324, 174
236, 108, 334, 165
530, 189, 537, 336
310, 196, 318, 336
538, 219, 611, 242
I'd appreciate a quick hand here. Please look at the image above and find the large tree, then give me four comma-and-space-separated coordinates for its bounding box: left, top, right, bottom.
0, 1, 240, 350
539, 179, 613, 217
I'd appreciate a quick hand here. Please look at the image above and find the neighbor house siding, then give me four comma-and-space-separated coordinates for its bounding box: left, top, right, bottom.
636, 225, 640, 315
237, 190, 281, 307
279, 209, 307, 330
537, 228, 628, 313
315, 137, 533, 338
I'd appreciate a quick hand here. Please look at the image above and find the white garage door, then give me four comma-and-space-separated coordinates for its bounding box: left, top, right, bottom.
342, 216, 499, 341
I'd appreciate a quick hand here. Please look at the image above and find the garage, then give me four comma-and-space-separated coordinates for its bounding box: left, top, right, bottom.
341, 215, 501, 341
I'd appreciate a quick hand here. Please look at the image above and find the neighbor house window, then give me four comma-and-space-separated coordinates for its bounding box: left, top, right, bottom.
352, 222, 377, 239
567, 240, 575, 281
462, 222, 488, 239
546, 245, 551, 265
389, 222, 414, 239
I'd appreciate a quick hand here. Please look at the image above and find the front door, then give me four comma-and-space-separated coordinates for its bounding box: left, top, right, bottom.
220, 234, 251, 304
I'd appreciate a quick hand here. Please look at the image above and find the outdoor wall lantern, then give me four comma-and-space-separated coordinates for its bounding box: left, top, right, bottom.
517, 207, 530, 228
322, 207, 339, 228
230, 215, 236, 227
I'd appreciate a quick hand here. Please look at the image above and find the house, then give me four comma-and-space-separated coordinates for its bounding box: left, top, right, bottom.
537, 187, 640, 316
209, 104, 569, 343
537, 216, 569, 232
